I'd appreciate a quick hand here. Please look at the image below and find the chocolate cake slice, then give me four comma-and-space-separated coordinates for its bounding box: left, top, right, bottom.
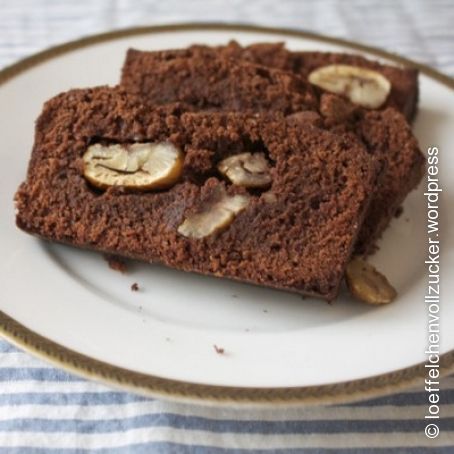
201, 41, 419, 122
120, 49, 425, 253
15, 87, 380, 300
122, 43, 419, 121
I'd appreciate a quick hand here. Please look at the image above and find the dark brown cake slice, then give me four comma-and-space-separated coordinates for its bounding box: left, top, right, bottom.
120, 49, 425, 254
198, 41, 419, 122
15, 87, 380, 300
122, 43, 418, 121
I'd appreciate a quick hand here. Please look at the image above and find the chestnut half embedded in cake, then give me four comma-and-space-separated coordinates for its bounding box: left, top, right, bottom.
83, 142, 184, 190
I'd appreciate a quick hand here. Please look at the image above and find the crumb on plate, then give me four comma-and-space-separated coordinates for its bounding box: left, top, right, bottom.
104, 254, 127, 273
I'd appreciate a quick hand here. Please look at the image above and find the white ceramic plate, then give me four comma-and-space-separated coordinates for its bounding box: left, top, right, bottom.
1, 24, 453, 405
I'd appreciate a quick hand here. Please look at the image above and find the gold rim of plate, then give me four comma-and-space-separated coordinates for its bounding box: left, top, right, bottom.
1, 23, 453, 406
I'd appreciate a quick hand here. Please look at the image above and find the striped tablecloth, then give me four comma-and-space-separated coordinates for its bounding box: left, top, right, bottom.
1, 0, 453, 452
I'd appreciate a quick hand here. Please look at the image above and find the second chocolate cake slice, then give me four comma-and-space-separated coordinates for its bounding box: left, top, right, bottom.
15, 87, 380, 300
122, 43, 419, 121
215, 41, 419, 122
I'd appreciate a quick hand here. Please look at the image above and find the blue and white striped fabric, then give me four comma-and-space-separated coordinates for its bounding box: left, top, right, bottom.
1, 0, 454, 452
1, 340, 454, 452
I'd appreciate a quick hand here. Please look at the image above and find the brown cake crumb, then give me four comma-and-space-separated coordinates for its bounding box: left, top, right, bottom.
104, 254, 127, 273
131, 282, 139, 292
213, 345, 225, 354
394, 206, 404, 218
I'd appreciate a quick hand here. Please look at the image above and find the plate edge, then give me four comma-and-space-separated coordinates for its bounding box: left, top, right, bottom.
2, 311, 454, 406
